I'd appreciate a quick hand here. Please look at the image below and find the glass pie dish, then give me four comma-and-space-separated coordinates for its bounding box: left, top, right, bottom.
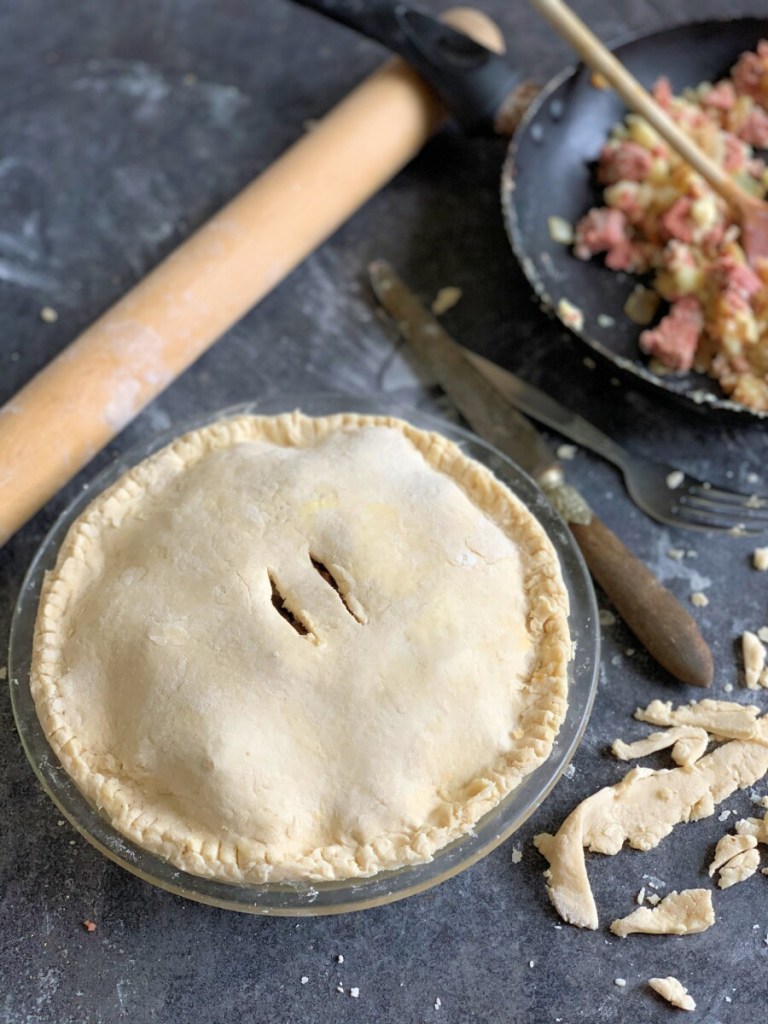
8, 392, 599, 915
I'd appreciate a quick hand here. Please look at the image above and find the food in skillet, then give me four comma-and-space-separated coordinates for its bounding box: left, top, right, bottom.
571, 42, 768, 411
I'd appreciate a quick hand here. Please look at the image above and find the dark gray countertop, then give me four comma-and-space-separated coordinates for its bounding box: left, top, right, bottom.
2, 2, 768, 1021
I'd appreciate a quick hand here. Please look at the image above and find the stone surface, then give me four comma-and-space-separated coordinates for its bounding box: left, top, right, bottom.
1, 1, 768, 1021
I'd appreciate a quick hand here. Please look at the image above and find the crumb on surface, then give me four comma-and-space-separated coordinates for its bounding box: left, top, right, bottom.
668, 548, 685, 560
599, 609, 616, 627
742, 630, 767, 688
690, 592, 709, 607
583, 356, 596, 369
434, 997, 442, 1010
40, 305, 58, 323
511, 846, 523, 864
614, 978, 627, 987
642, 874, 666, 890
637, 886, 646, 905
431, 286, 463, 317
301, 976, 309, 985
350, 987, 360, 999
666, 470, 684, 490
556, 443, 577, 461
753, 547, 768, 571
558, 298, 584, 331
548, 216, 574, 245
82, 919, 96, 933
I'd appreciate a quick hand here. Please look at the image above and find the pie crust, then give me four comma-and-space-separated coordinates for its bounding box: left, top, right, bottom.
31, 412, 571, 884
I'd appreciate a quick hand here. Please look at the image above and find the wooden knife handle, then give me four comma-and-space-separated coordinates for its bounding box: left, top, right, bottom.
569, 516, 713, 687
0, 7, 504, 547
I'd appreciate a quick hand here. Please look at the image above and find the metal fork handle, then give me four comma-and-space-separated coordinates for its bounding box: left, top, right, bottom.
466, 353, 630, 469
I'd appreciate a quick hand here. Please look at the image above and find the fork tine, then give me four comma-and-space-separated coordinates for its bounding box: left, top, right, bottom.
672, 502, 766, 534
680, 494, 768, 523
688, 484, 768, 507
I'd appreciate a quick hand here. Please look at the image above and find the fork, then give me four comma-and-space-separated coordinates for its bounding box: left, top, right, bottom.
467, 351, 768, 535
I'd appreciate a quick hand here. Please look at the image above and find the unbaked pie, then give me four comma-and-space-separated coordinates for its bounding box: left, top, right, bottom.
31, 412, 571, 884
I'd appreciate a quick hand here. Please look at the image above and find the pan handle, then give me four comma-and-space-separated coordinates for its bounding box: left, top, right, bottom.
291, 1, 535, 135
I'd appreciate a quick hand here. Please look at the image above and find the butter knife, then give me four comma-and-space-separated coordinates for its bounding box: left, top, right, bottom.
368, 259, 713, 688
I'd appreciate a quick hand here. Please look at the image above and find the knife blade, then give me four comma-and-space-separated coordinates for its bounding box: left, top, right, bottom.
368, 266, 561, 476
368, 259, 713, 688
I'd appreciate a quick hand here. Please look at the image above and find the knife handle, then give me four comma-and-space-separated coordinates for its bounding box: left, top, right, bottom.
569, 517, 713, 688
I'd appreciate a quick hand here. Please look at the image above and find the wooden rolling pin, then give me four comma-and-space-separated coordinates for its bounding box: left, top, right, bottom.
0, 7, 504, 546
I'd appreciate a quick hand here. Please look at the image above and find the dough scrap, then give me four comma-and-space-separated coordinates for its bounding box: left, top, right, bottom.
610, 889, 714, 938
743, 631, 768, 689
648, 977, 696, 1012
736, 811, 768, 843
636, 699, 768, 744
708, 832, 757, 876
717, 848, 761, 889
535, 701, 768, 929
612, 727, 708, 767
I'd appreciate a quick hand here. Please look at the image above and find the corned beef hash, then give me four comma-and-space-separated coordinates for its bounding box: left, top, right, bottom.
569, 42, 768, 411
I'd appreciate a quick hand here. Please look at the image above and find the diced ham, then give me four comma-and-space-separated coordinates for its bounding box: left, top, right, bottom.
702, 81, 736, 111
639, 296, 704, 372
732, 41, 768, 108
573, 207, 628, 259
604, 239, 644, 272
598, 141, 654, 184
710, 254, 763, 300
722, 133, 747, 173
661, 198, 696, 243
736, 105, 768, 146
652, 76, 673, 109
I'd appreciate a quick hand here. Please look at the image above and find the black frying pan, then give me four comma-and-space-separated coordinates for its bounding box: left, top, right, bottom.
293, 3, 768, 419
504, 15, 768, 421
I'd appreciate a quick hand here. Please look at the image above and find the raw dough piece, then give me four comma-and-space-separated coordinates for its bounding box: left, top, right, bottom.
648, 977, 696, 1012
743, 631, 767, 689
636, 699, 768, 744
708, 833, 758, 876
611, 727, 708, 767
535, 702, 768, 929
31, 413, 571, 885
736, 811, 768, 843
610, 890, 714, 938
717, 848, 760, 889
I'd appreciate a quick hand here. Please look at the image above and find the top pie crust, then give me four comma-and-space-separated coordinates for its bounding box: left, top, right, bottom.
31, 412, 571, 884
